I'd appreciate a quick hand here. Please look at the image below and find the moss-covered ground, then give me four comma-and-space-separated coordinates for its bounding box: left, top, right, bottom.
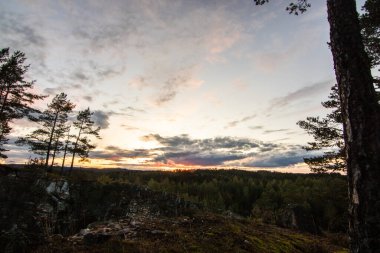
33, 213, 348, 253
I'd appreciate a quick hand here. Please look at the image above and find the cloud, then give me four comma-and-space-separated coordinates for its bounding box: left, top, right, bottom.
138, 134, 304, 167
2, 0, 246, 106
123, 106, 146, 113
249, 125, 263, 130
121, 124, 139, 131
120, 1, 241, 105
44, 87, 60, 95
6, 132, 308, 168
130, 67, 203, 106
263, 128, 289, 134
142, 134, 260, 151
129, 76, 150, 89
268, 80, 333, 110
153, 152, 245, 166
102, 99, 120, 109
23, 132, 303, 168
0, 11, 48, 79
92, 146, 152, 161
70, 84, 83, 89
0, 12, 46, 48
247, 153, 306, 168
141, 134, 197, 148
1, 0, 131, 90
153, 67, 203, 105
259, 142, 279, 152
226, 114, 256, 128
72, 71, 89, 81
92, 110, 111, 129
155, 81, 179, 105
43, 83, 86, 96
92, 110, 128, 129
83, 96, 93, 102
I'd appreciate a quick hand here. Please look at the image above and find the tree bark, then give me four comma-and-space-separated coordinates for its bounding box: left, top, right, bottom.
327, 0, 380, 252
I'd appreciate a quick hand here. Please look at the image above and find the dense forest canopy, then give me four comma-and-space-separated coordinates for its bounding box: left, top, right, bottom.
91, 169, 348, 233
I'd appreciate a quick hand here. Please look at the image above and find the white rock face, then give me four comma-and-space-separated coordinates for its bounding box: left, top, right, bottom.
46, 181, 70, 200
79, 228, 91, 236
46, 182, 57, 194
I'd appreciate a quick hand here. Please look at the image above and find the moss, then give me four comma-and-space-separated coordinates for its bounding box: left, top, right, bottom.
32, 213, 349, 253
228, 222, 242, 233
247, 236, 266, 250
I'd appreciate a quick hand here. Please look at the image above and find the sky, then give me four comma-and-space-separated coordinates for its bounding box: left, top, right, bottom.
0, 0, 366, 172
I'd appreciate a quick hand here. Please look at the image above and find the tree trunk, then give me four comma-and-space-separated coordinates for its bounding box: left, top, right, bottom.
0, 85, 10, 118
61, 128, 71, 175
45, 112, 59, 169
327, 0, 380, 252
50, 135, 60, 168
61, 143, 68, 174
70, 123, 83, 171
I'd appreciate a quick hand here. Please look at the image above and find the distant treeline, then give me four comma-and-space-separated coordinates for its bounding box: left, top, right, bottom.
89, 169, 348, 233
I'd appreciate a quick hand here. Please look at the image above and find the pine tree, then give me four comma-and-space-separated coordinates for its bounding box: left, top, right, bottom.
0, 121, 11, 158
297, 1, 379, 173
17, 93, 75, 169
254, 0, 380, 250
49, 110, 70, 168
69, 108, 100, 171
60, 126, 71, 174
297, 85, 345, 172
361, 0, 380, 83
0, 48, 45, 158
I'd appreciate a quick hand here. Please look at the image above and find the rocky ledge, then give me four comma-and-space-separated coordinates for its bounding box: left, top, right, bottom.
35, 213, 348, 253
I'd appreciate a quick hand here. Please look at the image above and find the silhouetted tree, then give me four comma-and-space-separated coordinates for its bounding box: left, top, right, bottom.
49, 109, 71, 168
17, 93, 75, 169
0, 121, 11, 158
60, 126, 71, 174
254, 0, 380, 251
0, 48, 45, 158
69, 108, 100, 171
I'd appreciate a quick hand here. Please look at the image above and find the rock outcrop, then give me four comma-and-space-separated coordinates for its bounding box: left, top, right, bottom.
276, 204, 321, 234
0, 170, 198, 252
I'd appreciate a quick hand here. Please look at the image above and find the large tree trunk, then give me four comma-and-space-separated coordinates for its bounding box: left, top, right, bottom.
327, 0, 380, 252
